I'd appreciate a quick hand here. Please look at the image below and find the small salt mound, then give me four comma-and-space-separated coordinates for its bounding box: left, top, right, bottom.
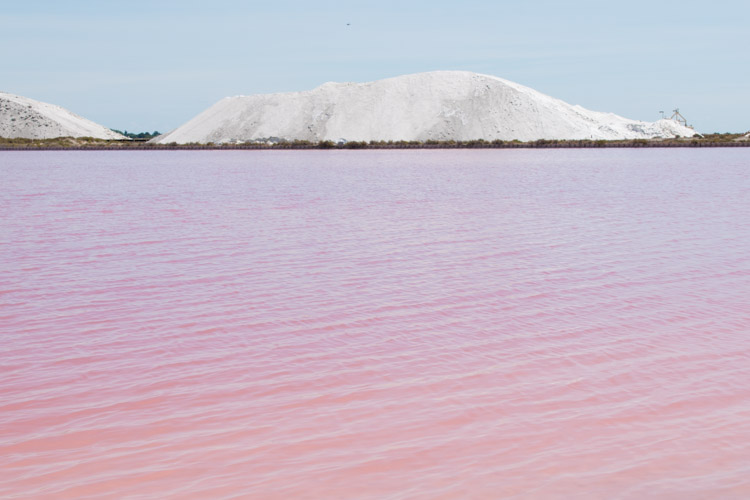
0, 92, 126, 140
152, 71, 698, 144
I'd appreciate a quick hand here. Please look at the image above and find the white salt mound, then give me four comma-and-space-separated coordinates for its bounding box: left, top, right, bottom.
153, 71, 697, 144
0, 92, 125, 140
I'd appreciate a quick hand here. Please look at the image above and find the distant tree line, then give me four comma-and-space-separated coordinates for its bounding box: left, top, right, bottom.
111, 129, 161, 140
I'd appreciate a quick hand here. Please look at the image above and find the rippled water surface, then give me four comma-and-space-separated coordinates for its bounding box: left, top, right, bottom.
2, 149, 750, 499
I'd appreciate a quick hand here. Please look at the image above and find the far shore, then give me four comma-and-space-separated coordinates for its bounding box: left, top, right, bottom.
1, 134, 748, 151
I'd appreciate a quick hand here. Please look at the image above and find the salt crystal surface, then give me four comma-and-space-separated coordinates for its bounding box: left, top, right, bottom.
153, 71, 697, 144
0, 92, 125, 140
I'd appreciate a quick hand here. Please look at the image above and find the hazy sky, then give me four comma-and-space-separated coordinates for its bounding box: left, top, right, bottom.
3, 0, 748, 133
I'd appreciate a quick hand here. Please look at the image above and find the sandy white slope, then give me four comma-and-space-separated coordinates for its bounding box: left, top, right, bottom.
153, 71, 697, 144
0, 92, 125, 140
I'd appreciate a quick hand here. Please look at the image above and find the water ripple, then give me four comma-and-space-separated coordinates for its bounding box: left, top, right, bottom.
1, 149, 750, 498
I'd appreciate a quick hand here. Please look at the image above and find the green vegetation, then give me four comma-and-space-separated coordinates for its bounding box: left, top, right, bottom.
111, 129, 161, 140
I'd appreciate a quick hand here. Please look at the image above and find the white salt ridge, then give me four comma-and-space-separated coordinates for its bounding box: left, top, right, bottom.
153, 71, 697, 144
0, 92, 125, 140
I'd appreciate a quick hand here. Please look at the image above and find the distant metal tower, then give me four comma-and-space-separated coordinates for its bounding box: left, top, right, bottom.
670, 108, 688, 127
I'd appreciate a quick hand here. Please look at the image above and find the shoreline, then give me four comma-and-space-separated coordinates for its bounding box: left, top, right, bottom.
1, 136, 748, 151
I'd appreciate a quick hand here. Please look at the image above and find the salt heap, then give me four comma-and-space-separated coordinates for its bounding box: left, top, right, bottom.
153, 71, 696, 144
0, 92, 125, 140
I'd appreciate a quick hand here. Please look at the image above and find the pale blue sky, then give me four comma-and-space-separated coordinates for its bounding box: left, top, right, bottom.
3, 0, 748, 133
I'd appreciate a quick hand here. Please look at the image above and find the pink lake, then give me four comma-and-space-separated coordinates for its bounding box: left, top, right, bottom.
1, 149, 750, 499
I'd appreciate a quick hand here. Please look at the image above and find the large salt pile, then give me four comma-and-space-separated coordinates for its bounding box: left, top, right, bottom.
0, 92, 125, 140
153, 71, 696, 144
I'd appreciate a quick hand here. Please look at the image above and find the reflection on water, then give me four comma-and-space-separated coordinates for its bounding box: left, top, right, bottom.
2, 149, 750, 498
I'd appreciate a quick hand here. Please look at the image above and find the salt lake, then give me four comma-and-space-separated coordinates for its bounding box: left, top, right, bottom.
2, 149, 749, 498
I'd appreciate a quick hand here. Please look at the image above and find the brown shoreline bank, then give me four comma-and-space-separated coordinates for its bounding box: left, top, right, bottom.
1, 135, 748, 151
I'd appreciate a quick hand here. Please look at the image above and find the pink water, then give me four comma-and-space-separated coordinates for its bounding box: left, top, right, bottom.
1, 149, 749, 499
